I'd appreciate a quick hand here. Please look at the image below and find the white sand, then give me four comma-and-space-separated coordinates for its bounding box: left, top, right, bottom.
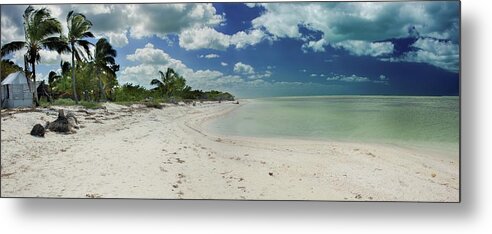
0, 101, 459, 201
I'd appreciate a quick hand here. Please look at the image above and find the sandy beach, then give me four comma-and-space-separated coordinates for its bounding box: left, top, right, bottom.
0, 101, 459, 201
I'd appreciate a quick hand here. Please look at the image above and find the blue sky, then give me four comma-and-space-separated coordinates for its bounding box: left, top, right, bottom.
1, 2, 460, 98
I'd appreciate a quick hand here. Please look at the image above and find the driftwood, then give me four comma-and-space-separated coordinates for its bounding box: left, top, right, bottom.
46, 109, 79, 133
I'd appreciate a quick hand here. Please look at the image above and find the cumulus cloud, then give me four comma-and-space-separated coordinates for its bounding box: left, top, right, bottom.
1, 14, 24, 44
230, 29, 267, 49
101, 30, 129, 48
385, 38, 459, 72
121, 44, 276, 92
10, 48, 71, 66
251, 2, 459, 54
302, 38, 328, 53
179, 27, 268, 50
333, 40, 394, 57
1, 4, 225, 47
233, 62, 273, 79
234, 62, 255, 74
179, 27, 230, 50
220, 62, 228, 66
252, 2, 459, 42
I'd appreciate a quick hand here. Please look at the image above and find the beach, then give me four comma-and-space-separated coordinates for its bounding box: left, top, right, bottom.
0, 101, 459, 201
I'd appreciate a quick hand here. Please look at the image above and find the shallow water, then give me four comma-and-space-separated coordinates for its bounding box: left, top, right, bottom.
207, 96, 459, 152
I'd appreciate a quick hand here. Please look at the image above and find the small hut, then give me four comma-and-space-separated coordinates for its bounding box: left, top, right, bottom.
1, 72, 36, 108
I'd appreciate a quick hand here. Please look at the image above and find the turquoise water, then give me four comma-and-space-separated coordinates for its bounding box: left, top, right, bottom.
207, 96, 459, 152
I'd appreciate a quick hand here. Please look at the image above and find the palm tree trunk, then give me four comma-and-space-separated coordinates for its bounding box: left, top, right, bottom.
31, 61, 39, 107
71, 42, 79, 104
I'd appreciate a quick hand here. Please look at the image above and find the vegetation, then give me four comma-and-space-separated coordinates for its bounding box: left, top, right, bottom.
65, 10, 95, 103
1, 6, 68, 105
40, 98, 102, 109
1, 5, 234, 109
93, 38, 118, 101
1, 59, 23, 81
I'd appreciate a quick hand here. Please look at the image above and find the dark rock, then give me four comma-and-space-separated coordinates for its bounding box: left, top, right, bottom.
30, 124, 45, 137
268, 172, 274, 176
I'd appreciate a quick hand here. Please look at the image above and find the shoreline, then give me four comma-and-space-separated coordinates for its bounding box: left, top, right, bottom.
1, 101, 459, 201
200, 99, 459, 159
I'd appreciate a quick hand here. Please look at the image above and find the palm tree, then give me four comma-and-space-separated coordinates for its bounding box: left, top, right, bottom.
94, 38, 117, 101
47, 70, 61, 94
66, 10, 95, 103
1, 6, 68, 106
151, 68, 179, 96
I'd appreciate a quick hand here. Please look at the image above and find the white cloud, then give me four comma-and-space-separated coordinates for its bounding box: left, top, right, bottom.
1, 4, 225, 48
233, 62, 255, 74
130, 4, 224, 39
326, 74, 371, 82
1, 15, 24, 44
252, 2, 459, 42
220, 62, 228, 66
333, 40, 394, 57
200, 53, 220, 59
250, 2, 459, 53
387, 38, 459, 72
127, 43, 182, 66
310, 74, 317, 77
233, 62, 273, 79
179, 27, 230, 50
10, 48, 71, 66
39, 50, 62, 64
249, 70, 272, 80
302, 38, 327, 53
120, 44, 275, 92
101, 30, 129, 48
230, 29, 267, 49
179, 27, 268, 50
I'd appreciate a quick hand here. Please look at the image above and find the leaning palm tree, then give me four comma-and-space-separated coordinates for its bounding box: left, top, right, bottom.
94, 38, 117, 101
1, 6, 68, 106
66, 10, 95, 103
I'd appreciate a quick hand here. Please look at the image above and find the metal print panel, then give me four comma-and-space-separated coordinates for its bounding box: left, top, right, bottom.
0, 1, 460, 202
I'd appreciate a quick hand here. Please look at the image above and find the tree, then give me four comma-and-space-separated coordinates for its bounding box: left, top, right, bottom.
54, 61, 72, 96
1, 6, 68, 106
47, 70, 61, 94
150, 68, 186, 97
1, 59, 23, 81
94, 38, 117, 101
66, 10, 95, 103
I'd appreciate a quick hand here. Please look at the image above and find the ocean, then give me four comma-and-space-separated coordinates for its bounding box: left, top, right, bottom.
207, 96, 459, 152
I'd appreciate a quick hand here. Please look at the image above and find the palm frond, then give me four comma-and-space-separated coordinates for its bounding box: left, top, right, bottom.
76, 39, 94, 60
150, 79, 164, 87
1, 41, 26, 57
41, 36, 70, 53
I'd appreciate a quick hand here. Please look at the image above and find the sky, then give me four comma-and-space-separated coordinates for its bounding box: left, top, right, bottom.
1, 1, 460, 98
